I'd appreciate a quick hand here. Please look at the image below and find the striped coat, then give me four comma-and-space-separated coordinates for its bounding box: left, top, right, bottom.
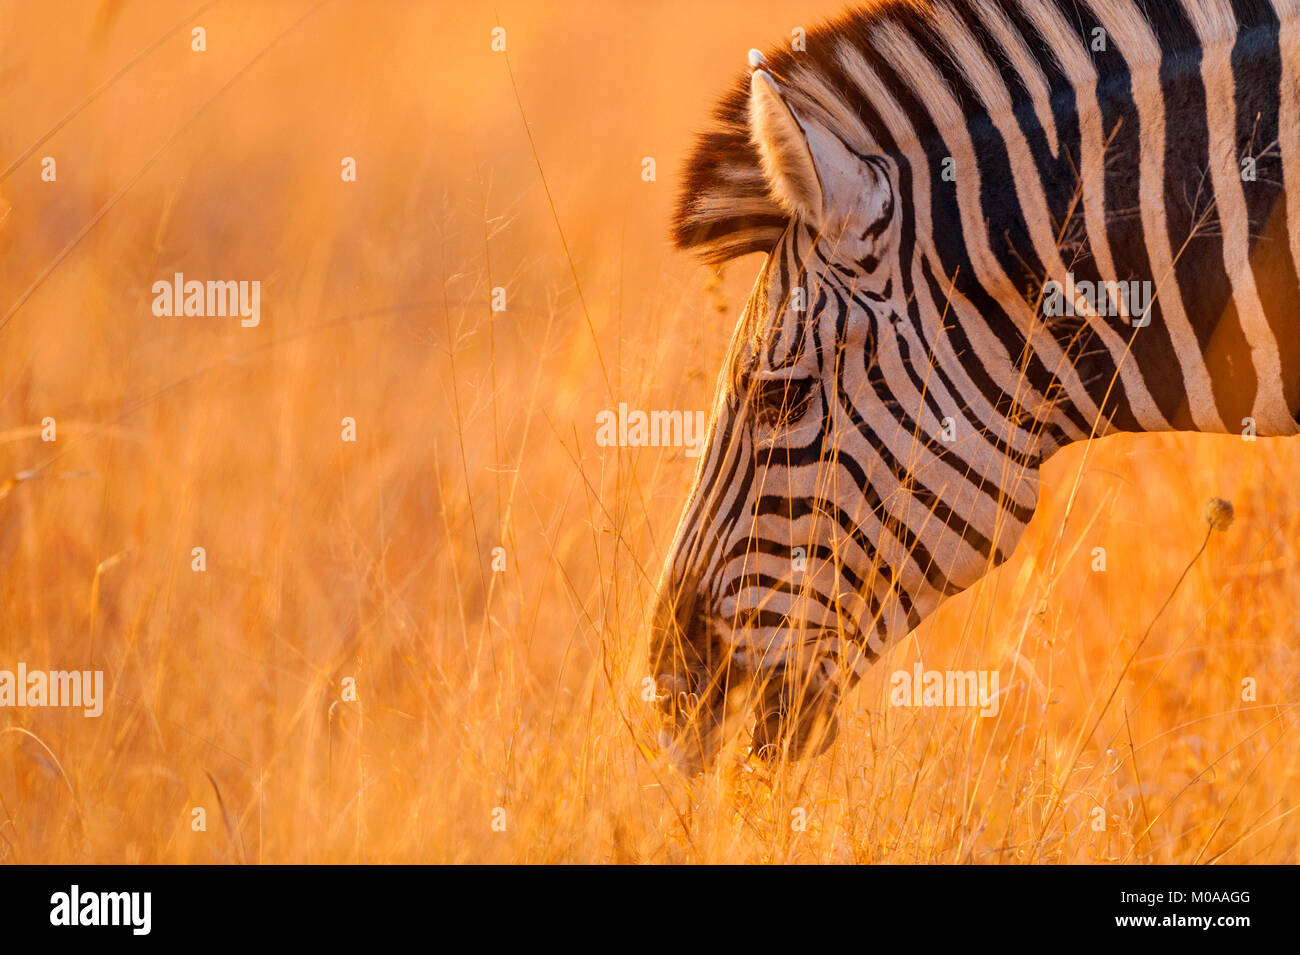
654, 0, 1300, 771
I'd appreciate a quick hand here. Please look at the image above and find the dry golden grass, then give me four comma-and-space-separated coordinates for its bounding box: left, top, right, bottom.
0, 0, 1297, 864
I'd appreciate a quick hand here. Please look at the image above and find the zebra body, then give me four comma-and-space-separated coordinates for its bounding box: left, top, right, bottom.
654, 0, 1300, 770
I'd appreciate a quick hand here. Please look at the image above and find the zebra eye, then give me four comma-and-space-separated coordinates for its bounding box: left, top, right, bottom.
752, 375, 814, 429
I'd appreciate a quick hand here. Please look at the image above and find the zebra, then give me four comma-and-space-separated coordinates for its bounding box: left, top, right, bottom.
651, 0, 1300, 773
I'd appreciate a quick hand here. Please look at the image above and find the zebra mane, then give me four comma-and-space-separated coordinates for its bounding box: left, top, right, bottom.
671, 76, 788, 263
671, 0, 1256, 264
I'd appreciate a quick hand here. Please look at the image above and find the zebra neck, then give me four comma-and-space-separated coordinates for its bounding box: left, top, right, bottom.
934, 2, 1300, 441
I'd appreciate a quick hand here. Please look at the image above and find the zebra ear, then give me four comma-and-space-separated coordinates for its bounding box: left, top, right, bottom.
749, 69, 824, 221
749, 67, 880, 237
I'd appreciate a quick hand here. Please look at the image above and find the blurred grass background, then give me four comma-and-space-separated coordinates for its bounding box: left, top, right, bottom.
0, 0, 1297, 863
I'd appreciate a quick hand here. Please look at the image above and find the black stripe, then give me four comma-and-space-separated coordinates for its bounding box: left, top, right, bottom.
1231, 5, 1300, 417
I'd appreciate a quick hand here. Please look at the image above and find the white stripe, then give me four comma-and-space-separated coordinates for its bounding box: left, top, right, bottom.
1186, 0, 1294, 433
972, 0, 1060, 156
1271, 0, 1300, 428
1081, 0, 1228, 431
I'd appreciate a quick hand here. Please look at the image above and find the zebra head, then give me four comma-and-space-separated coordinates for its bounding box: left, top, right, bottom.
652, 51, 1043, 772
